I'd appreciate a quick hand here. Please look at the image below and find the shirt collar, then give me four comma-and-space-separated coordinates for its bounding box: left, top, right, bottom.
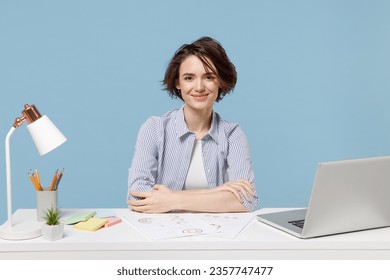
208, 112, 219, 144
175, 105, 190, 138
175, 105, 219, 144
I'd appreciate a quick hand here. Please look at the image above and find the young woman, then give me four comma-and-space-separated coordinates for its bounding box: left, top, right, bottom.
127, 37, 259, 213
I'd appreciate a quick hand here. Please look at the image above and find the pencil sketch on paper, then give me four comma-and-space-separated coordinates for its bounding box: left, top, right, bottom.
124, 213, 214, 240
182, 228, 203, 234
138, 218, 154, 224
197, 213, 255, 238
124, 212, 256, 240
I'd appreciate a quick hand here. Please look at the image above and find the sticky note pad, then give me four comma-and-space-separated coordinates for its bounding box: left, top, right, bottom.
73, 218, 108, 232
63, 211, 96, 225
104, 217, 122, 227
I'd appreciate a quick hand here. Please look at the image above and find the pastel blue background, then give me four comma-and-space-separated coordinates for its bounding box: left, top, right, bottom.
1, 0, 389, 224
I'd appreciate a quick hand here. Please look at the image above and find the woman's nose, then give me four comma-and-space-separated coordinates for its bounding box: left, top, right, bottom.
195, 80, 205, 92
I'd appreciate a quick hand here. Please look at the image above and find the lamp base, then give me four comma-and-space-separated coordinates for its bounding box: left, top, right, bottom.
0, 220, 42, 240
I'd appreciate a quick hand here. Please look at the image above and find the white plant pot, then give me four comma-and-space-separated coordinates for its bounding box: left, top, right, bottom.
41, 223, 64, 241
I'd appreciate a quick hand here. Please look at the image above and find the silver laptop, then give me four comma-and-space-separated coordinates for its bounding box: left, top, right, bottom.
257, 156, 390, 238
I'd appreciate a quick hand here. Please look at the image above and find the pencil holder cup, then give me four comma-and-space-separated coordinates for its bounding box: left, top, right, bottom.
36, 188, 58, 222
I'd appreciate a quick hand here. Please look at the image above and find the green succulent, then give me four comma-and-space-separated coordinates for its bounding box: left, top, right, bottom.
42, 206, 61, 226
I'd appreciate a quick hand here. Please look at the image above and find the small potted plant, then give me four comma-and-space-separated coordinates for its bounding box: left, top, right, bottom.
41, 206, 64, 241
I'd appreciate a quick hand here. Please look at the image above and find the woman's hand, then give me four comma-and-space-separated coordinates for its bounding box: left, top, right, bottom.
209, 180, 256, 203
128, 184, 177, 213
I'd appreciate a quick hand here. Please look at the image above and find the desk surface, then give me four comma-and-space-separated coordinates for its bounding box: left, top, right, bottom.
1, 208, 390, 260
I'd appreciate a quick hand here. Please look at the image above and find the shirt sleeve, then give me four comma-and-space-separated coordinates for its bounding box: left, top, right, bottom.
127, 117, 159, 201
227, 125, 259, 211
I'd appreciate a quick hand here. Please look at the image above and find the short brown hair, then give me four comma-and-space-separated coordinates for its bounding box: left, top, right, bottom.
162, 37, 237, 102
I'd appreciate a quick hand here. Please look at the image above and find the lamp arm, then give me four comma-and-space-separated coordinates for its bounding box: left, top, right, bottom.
5, 126, 16, 228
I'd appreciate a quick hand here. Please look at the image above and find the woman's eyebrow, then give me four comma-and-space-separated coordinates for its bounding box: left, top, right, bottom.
181, 72, 216, 76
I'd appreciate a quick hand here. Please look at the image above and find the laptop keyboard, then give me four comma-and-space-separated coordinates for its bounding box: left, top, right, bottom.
288, 219, 305, 228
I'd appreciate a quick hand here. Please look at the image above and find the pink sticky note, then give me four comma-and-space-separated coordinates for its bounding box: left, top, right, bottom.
104, 217, 122, 227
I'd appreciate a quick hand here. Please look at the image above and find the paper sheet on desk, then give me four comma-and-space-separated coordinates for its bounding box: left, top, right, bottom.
196, 212, 256, 239
123, 212, 256, 240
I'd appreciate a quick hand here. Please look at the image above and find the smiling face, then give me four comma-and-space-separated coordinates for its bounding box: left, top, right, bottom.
176, 55, 220, 113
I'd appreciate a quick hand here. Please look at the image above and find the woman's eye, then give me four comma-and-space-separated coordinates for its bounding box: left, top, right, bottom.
184, 76, 193, 81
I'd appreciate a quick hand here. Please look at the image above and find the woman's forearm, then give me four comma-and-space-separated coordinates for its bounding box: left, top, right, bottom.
128, 183, 254, 213
172, 189, 248, 213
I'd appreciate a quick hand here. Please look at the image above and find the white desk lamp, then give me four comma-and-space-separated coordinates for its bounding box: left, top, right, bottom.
0, 104, 67, 240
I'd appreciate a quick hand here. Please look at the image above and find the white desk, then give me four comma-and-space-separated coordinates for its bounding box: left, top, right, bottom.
1, 208, 390, 260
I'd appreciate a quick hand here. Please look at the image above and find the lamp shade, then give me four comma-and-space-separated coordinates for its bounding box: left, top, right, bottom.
27, 115, 67, 155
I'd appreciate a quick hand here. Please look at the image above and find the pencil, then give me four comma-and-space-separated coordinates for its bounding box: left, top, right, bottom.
28, 174, 40, 191
35, 169, 43, 191
54, 168, 64, 191
49, 169, 58, 191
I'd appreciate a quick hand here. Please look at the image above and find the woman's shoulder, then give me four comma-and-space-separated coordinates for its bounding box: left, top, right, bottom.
140, 108, 180, 131
144, 108, 179, 123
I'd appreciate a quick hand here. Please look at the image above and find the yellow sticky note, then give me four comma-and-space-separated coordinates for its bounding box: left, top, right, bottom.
73, 218, 108, 232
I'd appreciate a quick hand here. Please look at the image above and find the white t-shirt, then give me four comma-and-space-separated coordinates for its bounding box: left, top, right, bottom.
183, 140, 208, 190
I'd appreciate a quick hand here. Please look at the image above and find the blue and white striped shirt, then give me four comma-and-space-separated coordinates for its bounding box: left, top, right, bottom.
127, 106, 259, 211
